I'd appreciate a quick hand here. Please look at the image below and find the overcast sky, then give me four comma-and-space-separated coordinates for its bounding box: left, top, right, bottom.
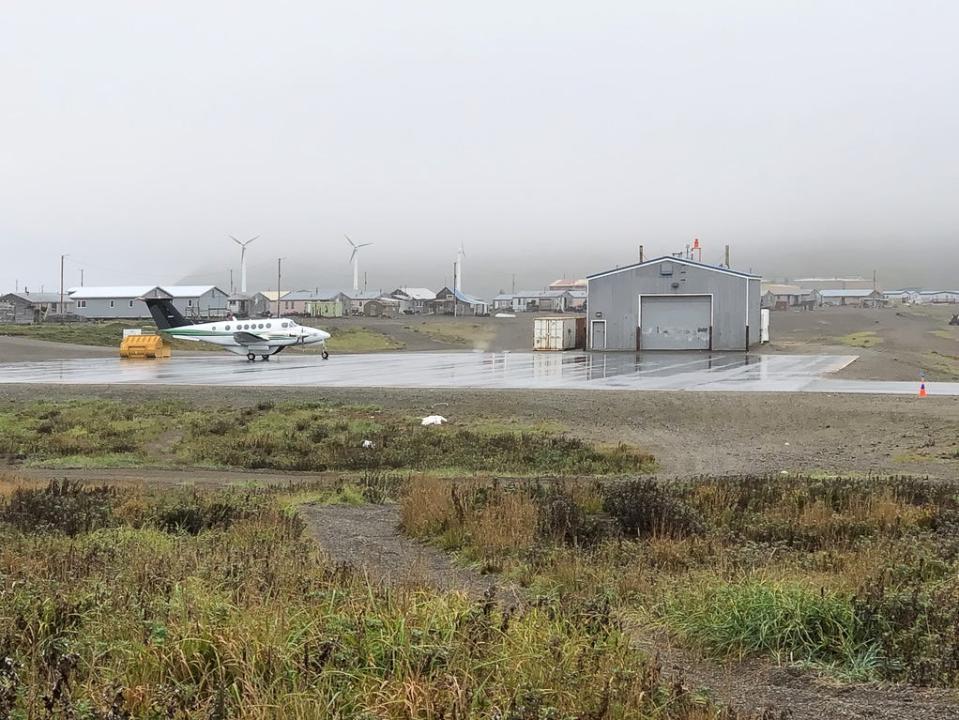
2, 1, 957, 296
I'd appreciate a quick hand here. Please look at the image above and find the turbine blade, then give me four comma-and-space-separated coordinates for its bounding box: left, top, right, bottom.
231, 235, 242, 246
345, 234, 356, 248
358, 243, 373, 248
350, 249, 357, 263
247, 235, 259, 245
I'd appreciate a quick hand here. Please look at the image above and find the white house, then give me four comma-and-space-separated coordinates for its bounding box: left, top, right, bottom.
818, 289, 884, 307
917, 290, 959, 304
389, 287, 436, 314
493, 290, 572, 312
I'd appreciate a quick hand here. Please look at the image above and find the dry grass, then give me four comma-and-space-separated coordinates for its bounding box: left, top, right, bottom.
399, 474, 959, 687
0, 479, 728, 719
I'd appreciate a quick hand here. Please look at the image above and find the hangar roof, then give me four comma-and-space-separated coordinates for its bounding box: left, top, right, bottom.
587, 256, 760, 282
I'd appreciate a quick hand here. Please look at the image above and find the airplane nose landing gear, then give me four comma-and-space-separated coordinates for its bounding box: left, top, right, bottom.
246, 352, 256, 362
321, 350, 329, 360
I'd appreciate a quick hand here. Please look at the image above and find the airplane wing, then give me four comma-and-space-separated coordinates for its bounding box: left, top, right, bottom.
232, 331, 270, 345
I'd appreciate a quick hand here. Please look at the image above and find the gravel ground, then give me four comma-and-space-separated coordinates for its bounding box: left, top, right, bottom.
3, 384, 957, 479
0, 335, 118, 361
767, 305, 959, 381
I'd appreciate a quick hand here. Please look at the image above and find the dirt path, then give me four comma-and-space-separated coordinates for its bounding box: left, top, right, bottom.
12, 465, 341, 488
303, 501, 958, 720
299, 503, 523, 605
633, 633, 959, 720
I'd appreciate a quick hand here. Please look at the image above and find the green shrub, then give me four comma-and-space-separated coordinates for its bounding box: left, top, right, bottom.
659, 578, 877, 675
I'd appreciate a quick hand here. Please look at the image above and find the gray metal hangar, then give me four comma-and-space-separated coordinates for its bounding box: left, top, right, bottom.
586, 257, 761, 351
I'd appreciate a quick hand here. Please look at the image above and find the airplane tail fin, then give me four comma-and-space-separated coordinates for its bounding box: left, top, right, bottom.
144, 298, 192, 330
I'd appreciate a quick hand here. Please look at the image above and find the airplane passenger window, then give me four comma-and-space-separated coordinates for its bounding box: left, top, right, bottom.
281, 322, 288, 328
266, 323, 272, 329
225, 325, 230, 331
258, 323, 264, 329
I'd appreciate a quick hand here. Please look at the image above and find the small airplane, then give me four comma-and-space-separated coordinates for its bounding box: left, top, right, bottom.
144, 297, 331, 362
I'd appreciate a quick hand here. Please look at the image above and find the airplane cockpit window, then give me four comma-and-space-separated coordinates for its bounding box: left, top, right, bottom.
281, 322, 289, 328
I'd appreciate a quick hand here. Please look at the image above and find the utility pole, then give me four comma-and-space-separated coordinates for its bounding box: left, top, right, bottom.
230, 269, 234, 295
59, 254, 65, 324
639, 245, 645, 263
364, 271, 367, 292
80, 269, 84, 287
452, 262, 457, 318
724, 245, 730, 268
511, 273, 516, 294
276, 258, 282, 317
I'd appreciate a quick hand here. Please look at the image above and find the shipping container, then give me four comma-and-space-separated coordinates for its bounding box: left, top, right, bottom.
533, 317, 579, 351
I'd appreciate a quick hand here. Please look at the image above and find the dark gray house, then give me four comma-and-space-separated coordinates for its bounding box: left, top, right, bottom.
586, 257, 761, 351
69, 285, 228, 320
69, 286, 168, 319
0, 291, 74, 324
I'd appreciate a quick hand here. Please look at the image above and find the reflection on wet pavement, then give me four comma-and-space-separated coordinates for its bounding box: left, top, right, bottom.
0, 351, 936, 394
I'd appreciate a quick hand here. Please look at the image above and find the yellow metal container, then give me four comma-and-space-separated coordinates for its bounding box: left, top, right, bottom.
119, 334, 171, 359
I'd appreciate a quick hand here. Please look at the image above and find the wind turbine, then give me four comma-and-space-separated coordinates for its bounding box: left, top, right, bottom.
345, 235, 372, 293
454, 243, 466, 292
230, 235, 259, 293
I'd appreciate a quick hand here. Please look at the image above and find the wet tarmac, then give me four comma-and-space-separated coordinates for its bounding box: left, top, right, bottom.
0, 350, 926, 394
0, 351, 953, 394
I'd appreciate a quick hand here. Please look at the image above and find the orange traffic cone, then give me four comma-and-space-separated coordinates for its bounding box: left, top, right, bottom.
919, 381, 927, 397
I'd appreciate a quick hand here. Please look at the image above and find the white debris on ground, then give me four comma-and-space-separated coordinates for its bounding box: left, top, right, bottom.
421, 415, 448, 426
361, 439, 375, 449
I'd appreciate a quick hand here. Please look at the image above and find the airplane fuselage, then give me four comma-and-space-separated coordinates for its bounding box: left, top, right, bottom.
160, 317, 331, 359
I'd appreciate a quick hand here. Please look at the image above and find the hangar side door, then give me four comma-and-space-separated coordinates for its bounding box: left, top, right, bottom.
639, 295, 712, 350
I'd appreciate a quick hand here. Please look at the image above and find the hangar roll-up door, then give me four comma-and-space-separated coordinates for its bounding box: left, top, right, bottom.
639, 295, 712, 350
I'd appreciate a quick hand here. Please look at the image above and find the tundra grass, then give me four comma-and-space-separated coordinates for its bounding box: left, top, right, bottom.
0, 399, 655, 475
0, 321, 147, 346
837, 331, 883, 348
399, 475, 959, 687
320, 326, 404, 353
923, 350, 959, 380
0, 321, 218, 351
0, 479, 720, 719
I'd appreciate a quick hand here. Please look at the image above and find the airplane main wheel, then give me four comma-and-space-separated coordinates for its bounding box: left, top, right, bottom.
246, 353, 256, 362
321, 350, 329, 360
260, 355, 270, 361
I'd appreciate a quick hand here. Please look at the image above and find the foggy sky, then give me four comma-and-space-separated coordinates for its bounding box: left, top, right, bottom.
2, 1, 957, 297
